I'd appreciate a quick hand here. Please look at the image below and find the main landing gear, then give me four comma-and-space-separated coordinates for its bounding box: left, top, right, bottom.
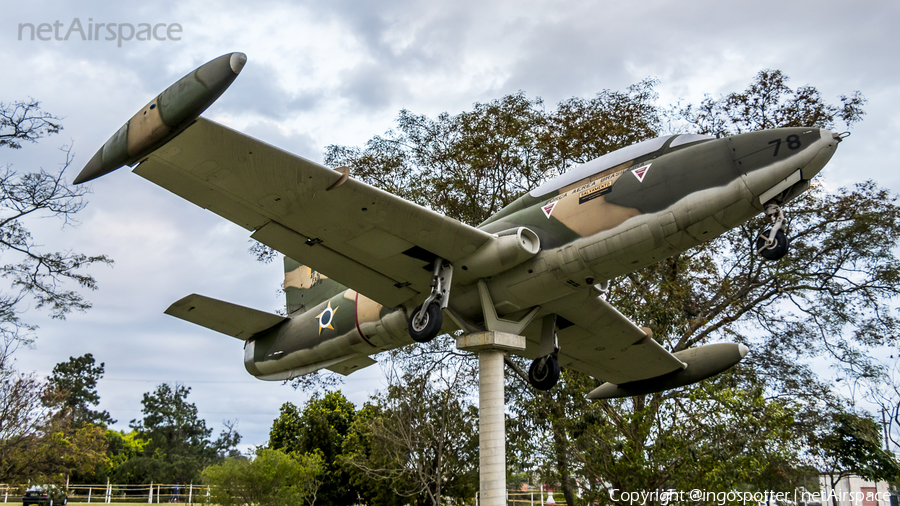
408, 259, 452, 343
528, 353, 560, 391
528, 314, 561, 391
756, 202, 789, 261
409, 302, 442, 343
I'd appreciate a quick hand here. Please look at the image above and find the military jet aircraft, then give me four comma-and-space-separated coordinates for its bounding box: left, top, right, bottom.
76, 53, 843, 399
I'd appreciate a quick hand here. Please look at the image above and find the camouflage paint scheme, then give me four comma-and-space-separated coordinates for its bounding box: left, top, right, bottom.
78, 53, 842, 397
243, 259, 409, 379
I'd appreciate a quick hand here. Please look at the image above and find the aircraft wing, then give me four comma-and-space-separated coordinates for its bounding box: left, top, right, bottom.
523, 290, 686, 385
133, 117, 495, 308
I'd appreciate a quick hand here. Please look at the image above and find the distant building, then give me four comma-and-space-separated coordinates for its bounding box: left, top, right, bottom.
803, 475, 894, 506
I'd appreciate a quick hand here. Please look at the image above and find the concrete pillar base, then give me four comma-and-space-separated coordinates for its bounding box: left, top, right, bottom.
457, 331, 525, 506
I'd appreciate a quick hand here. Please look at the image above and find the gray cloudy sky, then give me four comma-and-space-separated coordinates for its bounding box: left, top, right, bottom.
2, 1, 898, 451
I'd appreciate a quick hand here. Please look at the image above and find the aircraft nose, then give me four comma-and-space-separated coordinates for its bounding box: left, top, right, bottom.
799, 128, 842, 180
733, 127, 840, 202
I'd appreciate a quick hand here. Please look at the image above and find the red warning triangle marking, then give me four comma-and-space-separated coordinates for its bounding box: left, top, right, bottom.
542, 201, 558, 218
632, 163, 651, 183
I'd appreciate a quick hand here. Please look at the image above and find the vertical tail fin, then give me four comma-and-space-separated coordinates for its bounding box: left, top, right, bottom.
283, 256, 347, 315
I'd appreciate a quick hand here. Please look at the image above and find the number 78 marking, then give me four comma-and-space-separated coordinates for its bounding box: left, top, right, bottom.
768, 134, 802, 156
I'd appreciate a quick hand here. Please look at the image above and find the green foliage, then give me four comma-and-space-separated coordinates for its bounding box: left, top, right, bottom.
680, 69, 866, 136
817, 412, 900, 485
104, 430, 148, 477
268, 391, 356, 506
341, 403, 407, 506
510, 370, 812, 504
47, 353, 115, 427
322, 69, 894, 504
0, 99, 113, 486
0, 355, 110, 484
341, 374, 479, 506
124, 383, 241, 484
202, 448, 324, 506
325, 80, 661, 227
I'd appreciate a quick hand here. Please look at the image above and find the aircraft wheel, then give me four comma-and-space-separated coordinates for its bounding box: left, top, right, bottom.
528, 354, 560, 391
408, 303, 442, 343
756, 228, 789, 261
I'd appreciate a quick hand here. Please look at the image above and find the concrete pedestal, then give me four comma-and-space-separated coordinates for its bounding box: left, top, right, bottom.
457, 331, 526, 506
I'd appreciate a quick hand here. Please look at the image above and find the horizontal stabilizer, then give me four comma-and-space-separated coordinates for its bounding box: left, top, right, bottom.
586, 343, 749, 399
165, 294, 287, 340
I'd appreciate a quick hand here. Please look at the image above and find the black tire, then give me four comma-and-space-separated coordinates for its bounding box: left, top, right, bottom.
528, 355, 561, 391
408, 303, 442, 343
756, 228, 789, 261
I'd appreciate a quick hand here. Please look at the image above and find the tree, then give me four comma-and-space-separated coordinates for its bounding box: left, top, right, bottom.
864, 356, 900, 456
268, 391, 356, 506
340, 403, 408, 506
0, 99, 112, 484
319, 70, 889, 504
815, 412, 900, 506
679, 69, 865, 136
0, 365, 51, 482
202, 448, 324, 506
47, 353, 115, 427
1, 100, 112, 358
97, 429, 148, 483
504, 73, 884, 503
324, 81, 661, 227
342, 367, 479, 506
122, 383, 241, 484
0, 373, 108, 484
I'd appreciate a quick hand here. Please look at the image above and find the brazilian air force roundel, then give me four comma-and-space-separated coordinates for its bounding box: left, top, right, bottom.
316, 301, 338, 335
632, 163, 651, 183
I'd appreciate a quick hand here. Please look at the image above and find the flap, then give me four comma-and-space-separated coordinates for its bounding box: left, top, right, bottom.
518, 291, 686, 385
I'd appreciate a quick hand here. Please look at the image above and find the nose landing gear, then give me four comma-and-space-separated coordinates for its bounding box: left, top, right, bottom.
755, 202, 789, 261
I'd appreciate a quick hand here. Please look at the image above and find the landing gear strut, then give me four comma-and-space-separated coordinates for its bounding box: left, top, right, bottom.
408, 259, 452, 343
756, 202, 789, 261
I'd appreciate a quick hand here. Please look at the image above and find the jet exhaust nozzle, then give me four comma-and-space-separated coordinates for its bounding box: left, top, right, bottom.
74, 52, 247, 184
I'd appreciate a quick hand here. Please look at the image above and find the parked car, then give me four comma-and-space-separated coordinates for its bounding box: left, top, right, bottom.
22, 485, 67, 505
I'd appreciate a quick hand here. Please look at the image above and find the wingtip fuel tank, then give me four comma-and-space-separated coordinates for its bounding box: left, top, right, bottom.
586, 343, 750, 400
74, 52, 247, 184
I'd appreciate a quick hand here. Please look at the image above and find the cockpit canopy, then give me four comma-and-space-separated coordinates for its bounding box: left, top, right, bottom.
529, 133, 714, 198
